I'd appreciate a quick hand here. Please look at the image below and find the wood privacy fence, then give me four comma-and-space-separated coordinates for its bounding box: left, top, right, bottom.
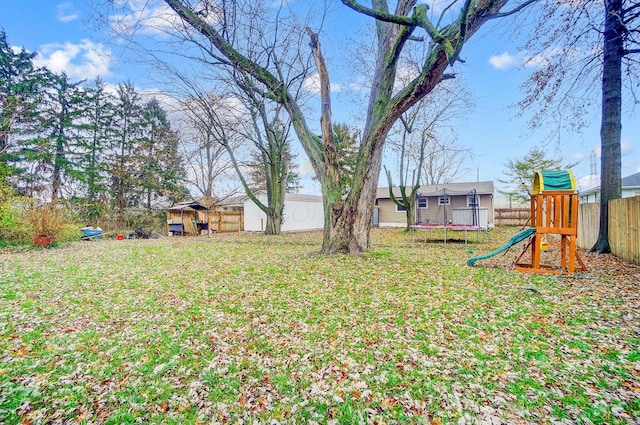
609, 197, 640, 265
495, 208, 530, 226
212, 211, 244, 233
577, 203, 600, 250
577, 197, 640, 266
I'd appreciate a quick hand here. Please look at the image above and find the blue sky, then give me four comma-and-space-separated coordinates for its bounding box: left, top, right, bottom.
1, 0, 638, 196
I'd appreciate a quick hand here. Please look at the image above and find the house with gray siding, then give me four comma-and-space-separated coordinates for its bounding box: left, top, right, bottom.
375, 181, 495, 229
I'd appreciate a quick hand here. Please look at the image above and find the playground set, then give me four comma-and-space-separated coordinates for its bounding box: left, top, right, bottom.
468, 170, 587, 274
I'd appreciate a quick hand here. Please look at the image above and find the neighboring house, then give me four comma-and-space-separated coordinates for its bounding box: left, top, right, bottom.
243, 191, 324, 232
375, 181, 495, 229
579, 172, 640, 204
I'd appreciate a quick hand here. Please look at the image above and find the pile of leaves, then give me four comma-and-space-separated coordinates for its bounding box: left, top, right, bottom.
0, 227, 638, 424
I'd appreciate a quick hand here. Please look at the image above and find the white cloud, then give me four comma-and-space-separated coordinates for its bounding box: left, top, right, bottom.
488, 52, 516, 70
522, 47, 564, 68
34, 40, 113, 81
110, 0, 220, 37
110, 0, 182, 36
303, 72, 345, 95
622, 138, 633, 155
395, 64, 420, 88
56, 2, 80, 23
582, 139, 632, 159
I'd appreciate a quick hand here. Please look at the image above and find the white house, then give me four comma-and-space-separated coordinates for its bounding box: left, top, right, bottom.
579, 172, 640, 203
243, 191, 324, 232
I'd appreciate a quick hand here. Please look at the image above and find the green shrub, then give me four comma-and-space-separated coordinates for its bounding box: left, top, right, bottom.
0, 174, 30, 242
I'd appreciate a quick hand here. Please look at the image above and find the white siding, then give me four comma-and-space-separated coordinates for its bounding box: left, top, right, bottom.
244, 193, 324, 232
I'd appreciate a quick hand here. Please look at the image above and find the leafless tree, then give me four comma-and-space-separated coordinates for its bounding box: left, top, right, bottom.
179, 95, 239, 201
385, 81, 474, 231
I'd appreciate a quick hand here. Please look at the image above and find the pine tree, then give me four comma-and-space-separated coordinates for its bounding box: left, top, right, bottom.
110, 81, 143, 224
0, 30, 48, 195
79, 77, 115, 203
41, 72, 90, 200
138, 98, 186, 209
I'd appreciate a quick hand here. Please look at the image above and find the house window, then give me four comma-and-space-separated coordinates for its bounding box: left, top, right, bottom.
438, 195, 450, 206
396, 202, 407, 212
417, 197, 428, 209
467, 195, 479, 207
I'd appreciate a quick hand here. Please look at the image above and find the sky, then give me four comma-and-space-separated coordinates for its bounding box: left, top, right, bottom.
1, 0, 639, 197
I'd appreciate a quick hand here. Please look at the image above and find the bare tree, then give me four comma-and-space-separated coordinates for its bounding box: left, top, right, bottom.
106, 0, 313, 235
179, 95, 239, 201
228, 68, 308, 235
385, 81, 473, 231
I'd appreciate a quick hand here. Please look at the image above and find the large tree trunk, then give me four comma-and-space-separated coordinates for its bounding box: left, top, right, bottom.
321, 137, 385, 253
591, 0, 623, 254
264, 174, 284, 235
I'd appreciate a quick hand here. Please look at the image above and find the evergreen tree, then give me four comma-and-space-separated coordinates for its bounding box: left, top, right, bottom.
499, 147, 576, 203
80, 77, 115, 202
138, 98, 186, 209
0, 29, 48, 194
110, 81, 142, 224
41, 72, 90, 200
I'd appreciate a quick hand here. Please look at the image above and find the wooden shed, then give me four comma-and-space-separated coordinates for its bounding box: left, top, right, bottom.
166, 200, 212, 236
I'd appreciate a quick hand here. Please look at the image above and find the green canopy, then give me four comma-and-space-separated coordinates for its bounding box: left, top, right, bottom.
532, 170, 576, 194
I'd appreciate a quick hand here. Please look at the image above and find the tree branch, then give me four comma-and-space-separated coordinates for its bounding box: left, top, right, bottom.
164, 0, 284, 101
486, 0, 539, 20
340, 0, 417, 26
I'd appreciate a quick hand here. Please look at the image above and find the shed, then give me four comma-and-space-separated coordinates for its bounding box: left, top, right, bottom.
243, 191, 324, 232
166, 200, 211, 236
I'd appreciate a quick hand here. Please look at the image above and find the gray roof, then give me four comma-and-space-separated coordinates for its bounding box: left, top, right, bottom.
377, 181, 494, 199
284, 193, 322, 202
579, 172, 640, 195
622, 172, 640, 187
216, 195, 245, 207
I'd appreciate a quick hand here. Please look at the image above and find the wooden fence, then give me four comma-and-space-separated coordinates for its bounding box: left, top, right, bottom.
494, 208, 530, 226
577, 197, 640, 266
211, 211, 244, 233
609, 197, 640, 265
577, 203, 600, 250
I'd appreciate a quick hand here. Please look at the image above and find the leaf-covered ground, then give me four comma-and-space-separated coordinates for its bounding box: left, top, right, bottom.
1, 227, 638, 424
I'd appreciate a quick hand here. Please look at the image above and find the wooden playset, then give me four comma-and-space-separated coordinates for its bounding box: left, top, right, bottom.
513, 171, 587, 274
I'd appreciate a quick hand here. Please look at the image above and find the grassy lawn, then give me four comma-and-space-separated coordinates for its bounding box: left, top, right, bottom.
1, 227, 639, 424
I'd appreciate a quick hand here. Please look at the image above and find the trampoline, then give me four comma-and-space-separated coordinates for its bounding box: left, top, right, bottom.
411, 224, 488, 244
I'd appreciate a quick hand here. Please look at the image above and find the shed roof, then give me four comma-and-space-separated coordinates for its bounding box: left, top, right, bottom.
168, 200, 210, 211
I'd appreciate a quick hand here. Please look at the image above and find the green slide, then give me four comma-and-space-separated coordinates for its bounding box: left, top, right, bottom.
467, 227, 536, 266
